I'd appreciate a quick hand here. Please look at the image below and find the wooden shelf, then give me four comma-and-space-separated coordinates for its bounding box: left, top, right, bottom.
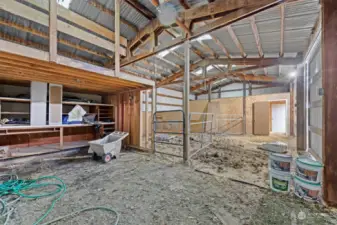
63, 101, 113, 107
1, 112, 30, 115
0, 97, 30, 103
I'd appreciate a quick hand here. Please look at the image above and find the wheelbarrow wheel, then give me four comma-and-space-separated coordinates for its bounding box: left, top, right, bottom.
103, 153, 113, 163
92, 152, 100, 161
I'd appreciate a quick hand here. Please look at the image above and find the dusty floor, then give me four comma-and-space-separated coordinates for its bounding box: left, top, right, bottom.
1, 135, 337, 225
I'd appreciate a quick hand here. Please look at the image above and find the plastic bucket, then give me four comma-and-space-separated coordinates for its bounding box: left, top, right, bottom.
295, 157, 323, 184
294, 176, 321, 202
269, 170, 291, 193
269, 153, 292, 173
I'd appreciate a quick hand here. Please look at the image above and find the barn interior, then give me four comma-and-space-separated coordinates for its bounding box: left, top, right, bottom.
0, 0, 336, 224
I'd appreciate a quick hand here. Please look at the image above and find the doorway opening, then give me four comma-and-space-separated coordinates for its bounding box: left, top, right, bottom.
270, 100, 287, 134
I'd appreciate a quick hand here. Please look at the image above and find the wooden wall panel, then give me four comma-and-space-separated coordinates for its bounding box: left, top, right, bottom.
322, 0, 337, 206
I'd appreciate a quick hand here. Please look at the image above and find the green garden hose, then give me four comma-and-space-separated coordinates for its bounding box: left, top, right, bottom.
0, 174, 119, 225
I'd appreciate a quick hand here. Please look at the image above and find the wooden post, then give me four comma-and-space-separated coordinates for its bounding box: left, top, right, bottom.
296, 66, 306, 150
59, 127, 64, 149
249, 83, 253, 96
151, 85, 156, 152
183, 40, 190, 162
322, 0, 337, 206
115, 0, 120, 76
49, 0, 57, 62
145, 90, 149, 147
243, 81, 247, 135
208, 83, 212, 102
290, 82, 294, 136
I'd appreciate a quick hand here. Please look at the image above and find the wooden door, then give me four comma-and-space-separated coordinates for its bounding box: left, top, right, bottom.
253, 101, 270, 135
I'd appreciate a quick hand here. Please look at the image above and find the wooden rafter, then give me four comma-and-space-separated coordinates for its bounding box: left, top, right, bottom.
190, 73, 277, 92
249, 16, 264, 57
227, 25, 246, 58
122, 0, 290, 67
127, 0, 286, 56
22, 0, 128, 47
204, 57, 301, 66
123, 0, 156, 20
158, 56, 300, 87
87, 0, 138, 33
143, 60, 173, 74
280, 4, 285, 57
0, 19, 109, 59
131, 64, 161, 77
0, 32, 104, 67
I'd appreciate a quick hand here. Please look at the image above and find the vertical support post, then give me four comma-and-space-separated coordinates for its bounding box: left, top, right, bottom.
218, 87, 221, 99
322, 0, 337, 206
296, 66, 306, 150
59, 127, 64, 149
249, 82, 253, 96
183, 40, 190, 162
208, 82, 212, 102
115, 0, 120, 77
243, 81, 247, 135
151, 85, 156, 152
145, 90, 149, 147
49, 0, 57, 62
290, 82, 294, 136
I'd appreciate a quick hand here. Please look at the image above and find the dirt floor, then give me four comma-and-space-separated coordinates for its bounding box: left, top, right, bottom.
1, 135, 337, 225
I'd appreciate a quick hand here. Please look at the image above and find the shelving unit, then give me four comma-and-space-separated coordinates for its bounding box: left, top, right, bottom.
0, 97, 31, 125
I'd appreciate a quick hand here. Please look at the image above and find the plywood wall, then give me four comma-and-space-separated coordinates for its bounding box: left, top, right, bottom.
141, 92, 291, 139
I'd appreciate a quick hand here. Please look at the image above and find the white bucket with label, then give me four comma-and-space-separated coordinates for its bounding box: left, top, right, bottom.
269, 153, 292, 173
294, 176, 321, 202
295, 157, 323, 184
269, 170, 291, 193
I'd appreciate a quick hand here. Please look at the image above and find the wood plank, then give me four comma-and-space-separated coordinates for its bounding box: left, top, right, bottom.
49, 0, 57, 62
87, 0, 138, 33
115, 0, 120, 77
0, 0, 126, 55
122, 1, 289, 66
227, 25, 246, 58
124, 0, 156, 20
322, 0, 337, 206
25, 0, 127, 47
280, 4, 285, 57
249, 16, 263, 57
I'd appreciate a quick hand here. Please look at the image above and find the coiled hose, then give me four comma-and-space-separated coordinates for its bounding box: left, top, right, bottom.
0, 174, 119, 225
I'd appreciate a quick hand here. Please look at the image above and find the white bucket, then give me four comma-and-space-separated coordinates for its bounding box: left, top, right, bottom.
269, 153, 292, 173
294, 176, 321, 202
295, 157, 323, 184
269, 170, 291, 193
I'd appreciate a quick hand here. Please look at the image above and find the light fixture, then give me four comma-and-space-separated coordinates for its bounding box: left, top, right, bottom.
158, 3, 177, 26
289, 71, 297, 77
57, 0, 72, 9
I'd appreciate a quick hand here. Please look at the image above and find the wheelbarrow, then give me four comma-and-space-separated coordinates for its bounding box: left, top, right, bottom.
88, 131, 129, 163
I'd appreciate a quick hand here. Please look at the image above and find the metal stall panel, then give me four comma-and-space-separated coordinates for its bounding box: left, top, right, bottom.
307, 45, 323, 159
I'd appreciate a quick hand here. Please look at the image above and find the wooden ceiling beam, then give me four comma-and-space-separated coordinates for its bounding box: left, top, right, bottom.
180, 0, 291, 21
205, 57, 301, 66
122, 0, 288, 67
190, 73, 277, 92
157, 60, 205, 86
280, 4, 285, 57
123, 0, 156, 20
23, 0, 127, 46
0, 19, 108, 59
87, 0, 139, 33
249, 16, 264, 57
227, 25, 246, 58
